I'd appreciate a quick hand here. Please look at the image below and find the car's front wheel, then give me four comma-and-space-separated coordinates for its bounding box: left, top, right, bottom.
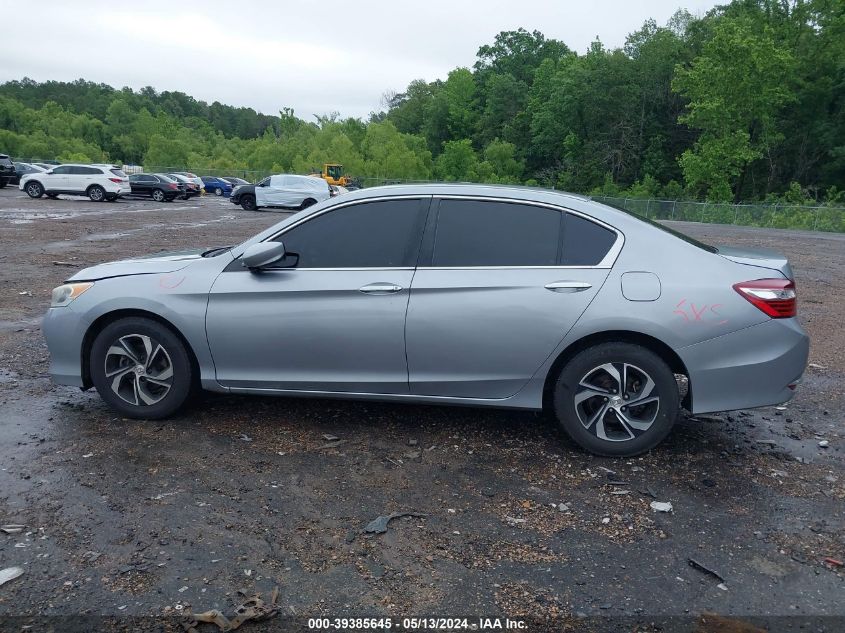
25, 181, 44, 198
90, 317, 194, 419
553, 342, 679, 457
88, 185, 106, 202
240, 194, 257, 211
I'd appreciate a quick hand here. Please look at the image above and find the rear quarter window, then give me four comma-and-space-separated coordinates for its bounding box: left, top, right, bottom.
562, 213, 618, 266
110, 169, 127, 177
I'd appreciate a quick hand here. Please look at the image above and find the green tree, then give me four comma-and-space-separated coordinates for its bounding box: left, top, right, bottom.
673, 15, 796, 201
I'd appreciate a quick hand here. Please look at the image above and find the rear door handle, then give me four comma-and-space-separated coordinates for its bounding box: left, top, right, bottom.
359, 282, 403, 295
544, 281, 593, 293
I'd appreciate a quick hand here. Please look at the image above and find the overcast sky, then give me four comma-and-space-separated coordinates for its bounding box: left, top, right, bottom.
0, 0, 719, 120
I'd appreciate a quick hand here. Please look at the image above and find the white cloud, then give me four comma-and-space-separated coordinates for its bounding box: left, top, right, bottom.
0, 0, 719, 119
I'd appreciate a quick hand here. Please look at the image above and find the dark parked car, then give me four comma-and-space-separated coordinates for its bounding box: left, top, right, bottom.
222, 177, 250, 187
127, 174, 185, 202
201, 176, 233, 197
10, 162, 46, 185
168, 174, 201, 199
0, 154, 14, 188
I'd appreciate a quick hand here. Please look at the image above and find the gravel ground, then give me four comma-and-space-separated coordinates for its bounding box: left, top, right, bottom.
0, 188, 842, 632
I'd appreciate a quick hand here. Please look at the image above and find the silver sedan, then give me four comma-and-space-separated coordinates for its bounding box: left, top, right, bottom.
42, 184, 809, 456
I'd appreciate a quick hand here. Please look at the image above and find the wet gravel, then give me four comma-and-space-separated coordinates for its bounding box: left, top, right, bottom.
0, 189, 842, 631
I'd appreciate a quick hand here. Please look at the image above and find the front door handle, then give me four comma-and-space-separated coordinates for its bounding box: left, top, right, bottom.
359, 282, 403, 295
544, 281, 592, 293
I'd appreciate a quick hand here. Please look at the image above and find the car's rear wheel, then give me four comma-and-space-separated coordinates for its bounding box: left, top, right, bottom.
0, 180, 6, 189
300, 198, 317, 210
88, 185, 105, 202
90, 317, 194, 419
152, 188, 165, 202
214, 187, 223, 196
25, 181, 43, 198
240, 194, 257, 211
553, 342, 679, 457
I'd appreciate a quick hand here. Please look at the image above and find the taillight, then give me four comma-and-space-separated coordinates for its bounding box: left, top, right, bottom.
733, 278, 796, 318
168, 183, 178, 190
109, 177, 121, 183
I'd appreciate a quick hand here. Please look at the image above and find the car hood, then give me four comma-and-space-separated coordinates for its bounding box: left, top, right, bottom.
67, 248, 207, 282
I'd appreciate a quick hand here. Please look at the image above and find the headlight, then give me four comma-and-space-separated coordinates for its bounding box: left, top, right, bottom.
51, 282, 93, 307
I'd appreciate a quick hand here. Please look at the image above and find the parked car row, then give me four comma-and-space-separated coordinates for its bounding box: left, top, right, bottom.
4, 159, 258, 203
2, 156, 339, 210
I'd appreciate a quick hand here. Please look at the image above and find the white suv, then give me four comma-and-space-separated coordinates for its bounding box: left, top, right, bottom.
20, 164, 130, 202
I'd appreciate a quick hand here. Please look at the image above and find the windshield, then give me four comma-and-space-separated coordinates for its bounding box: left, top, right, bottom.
597, 198, 717, 253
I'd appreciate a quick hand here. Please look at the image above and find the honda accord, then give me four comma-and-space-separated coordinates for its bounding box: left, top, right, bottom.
42, 184, 809, 456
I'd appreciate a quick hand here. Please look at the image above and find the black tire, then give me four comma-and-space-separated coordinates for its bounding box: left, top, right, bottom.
46, 193, 59, 199
88, 185, 106, 202
0, 180, 7, 189
240, 194, 257, 211
300, 198, 317, 210
553, 342, 679, 457
90, 317, 194, 419
151, 188, 165, 202
25, 181, 44, 198
214, 187, 223, 196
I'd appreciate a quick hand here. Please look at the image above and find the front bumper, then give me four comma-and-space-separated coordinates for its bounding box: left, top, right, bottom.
678, 318, 809, 414
42, 306, 89, 387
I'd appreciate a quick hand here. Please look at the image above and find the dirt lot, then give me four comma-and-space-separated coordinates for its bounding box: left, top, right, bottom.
0, 188, 842, 632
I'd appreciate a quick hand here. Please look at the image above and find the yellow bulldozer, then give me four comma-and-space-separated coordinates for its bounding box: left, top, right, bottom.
310, 163, 360, 189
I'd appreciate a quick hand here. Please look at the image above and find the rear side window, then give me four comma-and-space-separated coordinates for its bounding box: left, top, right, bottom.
274, 199, 427, 268
562, 213, 617, 266
432, 200, 561, 267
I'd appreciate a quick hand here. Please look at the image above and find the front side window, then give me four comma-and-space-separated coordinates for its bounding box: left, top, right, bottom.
272, 199, 427, 268
432, 199, 561, 267
51, 166, 72, 175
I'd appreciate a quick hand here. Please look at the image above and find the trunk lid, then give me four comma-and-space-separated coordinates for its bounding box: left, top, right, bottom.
716, 246, 793, 279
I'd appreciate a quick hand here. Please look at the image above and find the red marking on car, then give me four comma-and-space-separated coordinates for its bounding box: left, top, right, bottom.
675, 299, 728, 325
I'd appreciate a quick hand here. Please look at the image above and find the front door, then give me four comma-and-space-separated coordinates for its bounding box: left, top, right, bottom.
206, 197, 430, 393
405, 198, 619, 399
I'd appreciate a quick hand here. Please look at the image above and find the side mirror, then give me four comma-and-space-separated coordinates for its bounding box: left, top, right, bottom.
241, 242, 286, 270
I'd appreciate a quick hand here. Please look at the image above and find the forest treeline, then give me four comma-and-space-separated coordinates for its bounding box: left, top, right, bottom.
0, 0, 842, 204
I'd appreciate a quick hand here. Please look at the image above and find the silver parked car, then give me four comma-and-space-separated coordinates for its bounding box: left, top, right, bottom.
43, 185, 809, 456
231, 174, 332, 211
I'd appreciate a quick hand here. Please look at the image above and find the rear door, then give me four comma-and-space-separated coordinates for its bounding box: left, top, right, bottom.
206, 197, 430, 393
405, 198, 620, 399
130, 174, 153, 195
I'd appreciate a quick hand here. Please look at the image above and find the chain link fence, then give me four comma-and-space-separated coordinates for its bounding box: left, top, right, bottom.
592, 196, 845, 233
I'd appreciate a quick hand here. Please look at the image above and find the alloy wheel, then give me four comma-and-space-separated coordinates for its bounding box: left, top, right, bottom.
104, 334, 174, 406
574, 362, 660, 442
152, 189, 165, 202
